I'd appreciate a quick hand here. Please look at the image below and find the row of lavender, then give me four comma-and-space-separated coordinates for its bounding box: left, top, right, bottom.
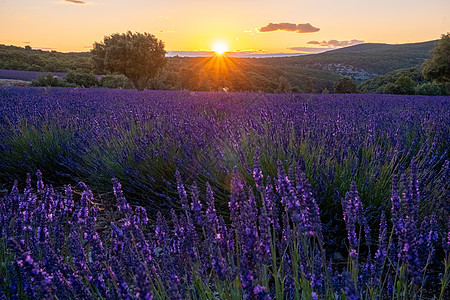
0, 87, 449, 298
1, 88, 448, 216
1, 159, 449, 299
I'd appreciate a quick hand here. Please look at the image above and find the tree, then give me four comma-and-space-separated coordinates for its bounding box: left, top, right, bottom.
64, 70, 99, 88
333, 77, 357, 93
276, 76, 292, 93
415, 82, 447, 96
91, 31, 167, 91
422, 33, 450, 83
376, 75, 417, 95
393, 75, 416, 95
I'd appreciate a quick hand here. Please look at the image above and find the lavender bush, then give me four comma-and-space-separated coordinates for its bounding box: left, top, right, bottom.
0, 87, 449, 298
0, 165, 448, 299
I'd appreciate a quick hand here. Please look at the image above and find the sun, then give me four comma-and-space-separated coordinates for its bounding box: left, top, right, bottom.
212, 41, 228, 55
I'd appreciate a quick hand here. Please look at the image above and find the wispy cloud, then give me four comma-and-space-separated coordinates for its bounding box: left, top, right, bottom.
307, 39, 364, 47
64, 0, 87, 4
288, 47, 333, 53
156, 30, 175, 33
33, 47, 57, 50
258, 22, 319, 33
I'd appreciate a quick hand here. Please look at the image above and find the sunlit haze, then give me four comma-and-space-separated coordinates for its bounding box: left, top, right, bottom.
212, 41, 228, 55
1, 0, 449, 55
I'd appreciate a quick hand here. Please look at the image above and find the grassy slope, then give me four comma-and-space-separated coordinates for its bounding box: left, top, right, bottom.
262, 40, 436, 77
0, 40, 437, 91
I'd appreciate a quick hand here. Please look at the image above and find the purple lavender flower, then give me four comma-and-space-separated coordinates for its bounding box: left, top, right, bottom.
175, 170, 189, 211
229, 166, 244, 230
342, 182, 363, 251
253, 284, 271, 300
112, 178, 131, 216
135, 264, 153, 300
189, 180, 203, 225
7, 239, 54, 299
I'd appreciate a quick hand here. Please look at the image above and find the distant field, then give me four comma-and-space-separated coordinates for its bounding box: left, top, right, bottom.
0, 69, 103, 82
0, 78, 29, 86
0, 68, 67, 81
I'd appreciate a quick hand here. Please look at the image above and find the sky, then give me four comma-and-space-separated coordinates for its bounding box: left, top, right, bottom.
0, 0, 449, 56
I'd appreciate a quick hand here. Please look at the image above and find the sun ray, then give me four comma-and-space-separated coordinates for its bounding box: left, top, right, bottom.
212, 41, 228, 55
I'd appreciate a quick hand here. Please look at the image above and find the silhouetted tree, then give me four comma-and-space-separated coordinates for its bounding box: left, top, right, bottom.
333, 77, 357, 93
91, 31, 166, 90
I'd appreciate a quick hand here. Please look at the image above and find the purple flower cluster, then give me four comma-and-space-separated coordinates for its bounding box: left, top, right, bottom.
0, 166, 448, 299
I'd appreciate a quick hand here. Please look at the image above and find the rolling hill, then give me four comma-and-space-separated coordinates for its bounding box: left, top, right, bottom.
0, 40, 438, 92
262, 40, 437, 80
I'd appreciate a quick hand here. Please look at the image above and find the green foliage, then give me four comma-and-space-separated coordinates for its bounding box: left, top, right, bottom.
415, 82, 448, 96
91, 31, 167, 90
334, 77, 357, 93
394, 75, 416, 95
276, 75, 292, 93
275, 40, 436, 75
0, 44, 91, 72
359, 67, 425, 93
0, 39, 440, 93
422, 33, 450, 83
100, 74, 133, 89
64, 70, 99, 88
375, 75, 417, 95
31, 73, 63, 87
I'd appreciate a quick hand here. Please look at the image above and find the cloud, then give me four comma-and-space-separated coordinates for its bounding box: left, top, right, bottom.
156, 30, 175, 33
258, 23, 319, 33
288, 47, 333, 54
307, 39, 364, 47
33, 47, 57, 50
65, 0, 87, 4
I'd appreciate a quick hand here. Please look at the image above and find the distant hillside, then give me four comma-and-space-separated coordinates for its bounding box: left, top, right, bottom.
0, 44, 91, 72
0, 40, 439, 92
358, 67, 426, 93
262, 40, 437, 81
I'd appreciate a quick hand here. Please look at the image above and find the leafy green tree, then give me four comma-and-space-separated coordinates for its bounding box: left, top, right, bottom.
276, 76, 292, 93
393, 75, 416, 95
376, 75, 416, 95
376, 83, 396, 94
422, 33, 450, 83
415, 82, 447, 96
333, 77, 357, 93
91, 31, 167, 90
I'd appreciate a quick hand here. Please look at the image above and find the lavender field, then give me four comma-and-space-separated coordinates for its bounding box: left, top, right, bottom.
0, 87, 449, 299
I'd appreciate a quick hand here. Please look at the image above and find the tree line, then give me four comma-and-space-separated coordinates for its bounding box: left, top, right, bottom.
7, 32, 450, 95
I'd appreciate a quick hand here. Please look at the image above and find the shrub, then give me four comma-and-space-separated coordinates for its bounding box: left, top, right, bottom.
100, 74, 133, 89
30, 73, 62, 87
394, 75, 416, 95
64, 70, 99, 88
415, 82, 448, 95
333, 77, 357, 93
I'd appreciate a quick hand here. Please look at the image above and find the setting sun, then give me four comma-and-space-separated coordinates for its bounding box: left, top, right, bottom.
212, 41, 228, 55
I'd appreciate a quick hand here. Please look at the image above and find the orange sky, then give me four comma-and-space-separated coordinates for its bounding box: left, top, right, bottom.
1, 0, 449, 54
